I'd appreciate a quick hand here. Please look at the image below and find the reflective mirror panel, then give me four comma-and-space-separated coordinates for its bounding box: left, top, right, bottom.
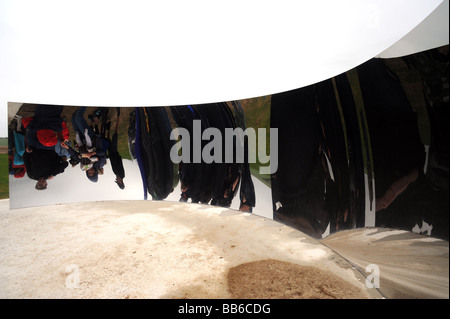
7, 49, 449, 241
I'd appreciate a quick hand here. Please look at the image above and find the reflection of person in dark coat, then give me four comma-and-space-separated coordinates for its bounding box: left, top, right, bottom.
23, 105, 70, 155
107, 108, 125, 189
23, 148, 68, 190
171, 102, 256, 211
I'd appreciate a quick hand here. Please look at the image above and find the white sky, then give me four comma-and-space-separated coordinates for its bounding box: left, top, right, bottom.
1, 0, 448, 138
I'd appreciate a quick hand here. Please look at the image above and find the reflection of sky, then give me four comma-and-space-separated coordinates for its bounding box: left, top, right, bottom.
9, 158, 273, 219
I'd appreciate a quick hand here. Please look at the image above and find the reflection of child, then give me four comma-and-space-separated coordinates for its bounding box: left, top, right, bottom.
12, 130, 25, 165
79, 151, 98, 171
58, 139, 84, 167
9, 116, 27, 178
11, 132, 27, 178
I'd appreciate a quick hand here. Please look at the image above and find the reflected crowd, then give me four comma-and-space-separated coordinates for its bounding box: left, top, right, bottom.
130, 102, 256, 212
9, 105, 126, 191
8, 102, 257, 213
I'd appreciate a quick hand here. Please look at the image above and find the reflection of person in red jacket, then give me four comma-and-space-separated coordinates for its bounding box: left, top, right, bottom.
23, 105, 70, 155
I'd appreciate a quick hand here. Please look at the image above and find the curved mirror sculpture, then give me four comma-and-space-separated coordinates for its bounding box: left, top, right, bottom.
8, 48, 449, 241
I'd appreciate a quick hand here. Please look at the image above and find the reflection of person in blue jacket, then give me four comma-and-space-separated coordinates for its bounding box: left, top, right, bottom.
81, 131, 109, 183
71, 107, 96, 154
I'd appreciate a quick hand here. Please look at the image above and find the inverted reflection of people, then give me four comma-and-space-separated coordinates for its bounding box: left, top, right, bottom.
72, 107, 95, 155
270, 86, 331, 239
63, 140, 82, 167
171, 103, 255, 211
136, 107, 176, 200
23, 148, 68, 190
170, 104, 209, 204
88, 107, 103, 135
83, 132, 109, 183
23, 104, 71, 158
356, 58, 449, 238
71, 106, 99, 181
225, 101, 256, 212
90, 110, 110, 182
207, 103, 243, 208
17, 104, 71, 190
8, 116, 27, 178
107, 108, 125, 189
202, 102, 256, 211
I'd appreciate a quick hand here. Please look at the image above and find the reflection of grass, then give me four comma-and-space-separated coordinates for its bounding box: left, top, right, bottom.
0, 154, 9, 199
250, 165, 271, 188
239, 95, 272, 189
116, 111, 132, 160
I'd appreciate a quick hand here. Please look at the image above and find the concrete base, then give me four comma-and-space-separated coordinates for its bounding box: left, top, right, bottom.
0, 199, 382, 299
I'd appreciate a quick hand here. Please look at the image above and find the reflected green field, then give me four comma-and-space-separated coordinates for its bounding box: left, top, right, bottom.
0, 154, 8, 199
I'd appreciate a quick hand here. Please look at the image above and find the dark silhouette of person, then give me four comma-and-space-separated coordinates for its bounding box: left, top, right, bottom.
23, 148, 68, 190
23, 104, 70, 156
107, 108, 125, 189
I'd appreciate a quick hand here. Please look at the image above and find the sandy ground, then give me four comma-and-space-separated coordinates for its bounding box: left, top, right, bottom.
1, 198, 448, 299
0, 199, 383, 299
